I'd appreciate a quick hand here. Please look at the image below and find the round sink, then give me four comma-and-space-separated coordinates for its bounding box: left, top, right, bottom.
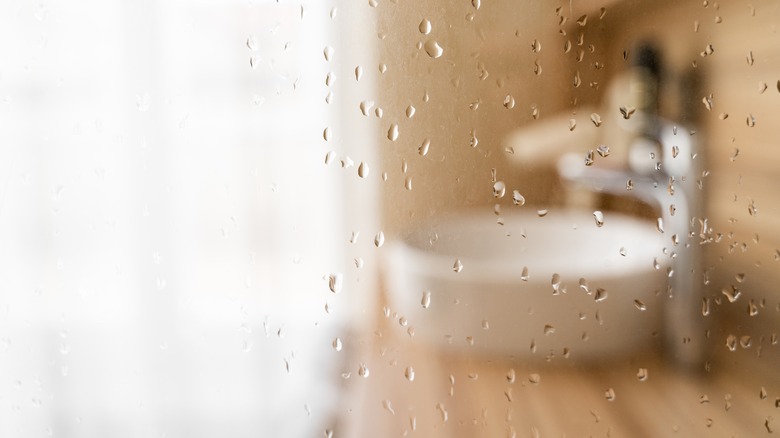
383, 208, 669, 361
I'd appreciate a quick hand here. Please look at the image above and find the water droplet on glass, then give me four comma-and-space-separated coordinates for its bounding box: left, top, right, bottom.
359, 100, 374, 116
246, 35, 258, 51
531, 39, 541, 53
551, 273, 561, 293
405, 366, 415, 381
374, 232, 385, 248
404, 176, 413, 191
585, 150, 595, 166
503, 95, 516, 109
528, 373, 541, 384
323, 127, 331, 141
634, 299, 647, 311
323, 46, 334, 61
358, 162, 369, 178
331, 337, 343, 352
506, 368, 516, 383
537, 209, 548, 217
544, 324, 555, 335
359, 363, 370, 378
493, 181, 506, 198
512, 190, 525, 206
637, 368, 648, 381
569, 118, 577, 131
595, 288, 608, 302
597, 145, 610, 157
593, 210, 604, 227
424, 40, 444, 58
620, 106, 636, 119
591, 113, 602, 127
453, 258, 463, 273
722, 286, 741, 303
387, 124, 399, 141
702, 94, 713, 111
656, 218, 665, 233
418, 139, 430, 156
328, 272, 343, 293
419, 19, 432, 34
605, 388, 616, 401
521, 266, 529, 282
579, 278, 591, 294
726, 334, 737, 351
421, 291, 431, 308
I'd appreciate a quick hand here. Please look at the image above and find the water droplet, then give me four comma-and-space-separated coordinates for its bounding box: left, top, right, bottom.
453, 258, 463, 273
419, 19, 432, 35
359, 100, 374, 116
593, 210, 604, 227
424, 40, 444, 58
544, 324, 555, 335
405, 366, 415, 381
482, 319, 490, 330
749, 300, 759, 316
512, 190, 525, 206
323, 127, 331, 141
521, 266, 529, 281
374, 232, 385, 248
722, 286, 741, 303
506, 368, 516, 383
569, 118, 577, 131
702, 95, 713, 111
726, 334, 737, 351
528, 373, 541, 384
325, 72, 336, 86
551, 273, 562, 293
585, 150, 595, 166
503, 95, 516, 109
594, 288, 608, 302
591, 113, 602, 127
421, 291, 431, 308
436, 403, 448, 422
493, 181, 506, 198
619, 247, 627, 256
637, 368, 648, 381
656, 218, 665, 233
472, 0, 481, 9
469, 131, 479, 148
404, 176, 413, 191
328, 272, 343, 293
759, 81, 768, 93
605, 388, 616, 401
387, 124, 399, 141
323, 46, 334, 61
597, 145, 610, 157
620, 106, 636, 119
626, 179, 634, 190
748, 199, 758, 216
359, 363, 370, 378
358, 162, 369, 178
537, 209, 548, 217
634, 299, 647, 311
531, 39, 541, 53
579, 278, 591, 294
246, 35, 258, 51
418, 139, 430, 156
577, 14, 588, 26
354, 65, 363, 81
702, 298, 711, 316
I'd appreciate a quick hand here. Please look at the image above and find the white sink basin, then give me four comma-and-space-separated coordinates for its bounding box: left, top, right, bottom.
384, 208, 669, 361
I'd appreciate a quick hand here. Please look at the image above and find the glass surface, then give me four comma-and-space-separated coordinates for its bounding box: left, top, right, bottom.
0, 0, 778, 436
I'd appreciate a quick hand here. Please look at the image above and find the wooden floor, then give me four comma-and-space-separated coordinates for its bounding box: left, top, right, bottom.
337, 313, 780, 438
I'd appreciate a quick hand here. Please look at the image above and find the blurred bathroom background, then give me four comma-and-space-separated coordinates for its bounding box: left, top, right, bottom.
1, 0, 779, 436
